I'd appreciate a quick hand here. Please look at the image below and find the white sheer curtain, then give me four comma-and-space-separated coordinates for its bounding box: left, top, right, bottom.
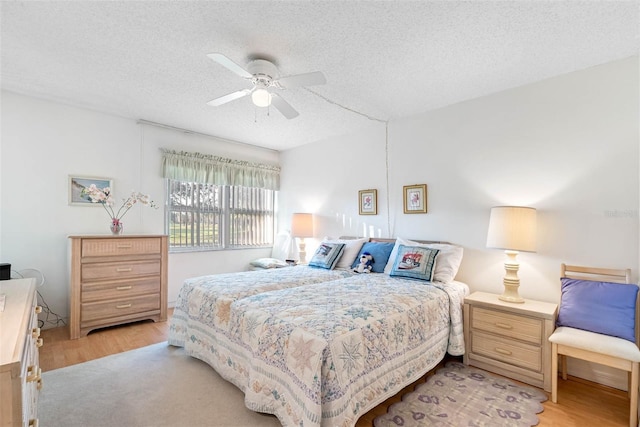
160, 149, 280, 190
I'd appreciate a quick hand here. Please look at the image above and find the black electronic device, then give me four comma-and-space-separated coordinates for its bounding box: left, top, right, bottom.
0, 263, 10, 280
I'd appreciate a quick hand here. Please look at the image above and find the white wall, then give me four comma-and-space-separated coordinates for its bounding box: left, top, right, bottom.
0, 92, 277, 323
279, 56, 639, 389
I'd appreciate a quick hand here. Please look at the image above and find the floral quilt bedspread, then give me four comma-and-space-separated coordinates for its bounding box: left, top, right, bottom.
174, 273, 467, 427
168, 266, 354, 347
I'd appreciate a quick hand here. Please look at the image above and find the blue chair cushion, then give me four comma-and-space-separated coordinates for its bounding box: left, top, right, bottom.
557, 278, 638, 342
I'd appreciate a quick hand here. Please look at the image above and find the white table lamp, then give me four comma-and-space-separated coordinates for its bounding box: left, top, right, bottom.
291, 213, 314, 264
486, 206, 537, 303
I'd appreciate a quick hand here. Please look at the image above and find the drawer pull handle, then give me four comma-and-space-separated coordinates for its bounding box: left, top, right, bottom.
495, 347, 512, 356
29, 419, 39, 427
35, 306, 42, 314
36, 338, 44, 348
116, 268, 133, 272
117, 244, 133, 249
32, 327, 41, 338
116, 303, 132, 309
116, 286, 133, 290
27, 366, 41, 382
495, 322, 513, 329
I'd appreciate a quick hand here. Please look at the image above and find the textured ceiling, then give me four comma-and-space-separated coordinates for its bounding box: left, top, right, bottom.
1, 1, 638, 151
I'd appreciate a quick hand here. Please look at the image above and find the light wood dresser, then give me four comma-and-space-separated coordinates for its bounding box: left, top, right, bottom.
0, 278, 43, 427
463, 291, 558, 392
69, 235, 168, 339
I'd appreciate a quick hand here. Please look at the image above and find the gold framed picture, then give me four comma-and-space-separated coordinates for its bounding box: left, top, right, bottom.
358, 189, 377, 215
403, 184, 427, 214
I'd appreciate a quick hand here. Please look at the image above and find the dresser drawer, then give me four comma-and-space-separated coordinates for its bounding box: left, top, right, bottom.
82, 260, 161, 281
82, 237, 161, 257
471, 330, 542, 372
81, 277, 161, 302
81, 294, 160, 323
471, 306, 542, 345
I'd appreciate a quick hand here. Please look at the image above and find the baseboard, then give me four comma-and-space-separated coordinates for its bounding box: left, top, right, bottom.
567, 358, 628, 391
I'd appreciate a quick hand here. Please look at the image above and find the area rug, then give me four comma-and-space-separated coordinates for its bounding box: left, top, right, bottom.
374, 361, 547, 427
39, 342, 280, 427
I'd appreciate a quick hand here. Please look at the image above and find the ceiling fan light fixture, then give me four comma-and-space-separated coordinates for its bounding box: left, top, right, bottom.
251, 88, 271, 107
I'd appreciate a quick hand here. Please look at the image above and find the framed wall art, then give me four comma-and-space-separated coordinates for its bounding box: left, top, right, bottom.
403, 184, 427, 214
358, 189, 377, 215
68, 175, 113, 206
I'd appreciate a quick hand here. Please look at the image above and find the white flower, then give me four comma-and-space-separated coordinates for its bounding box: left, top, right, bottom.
81, 185, 158, 222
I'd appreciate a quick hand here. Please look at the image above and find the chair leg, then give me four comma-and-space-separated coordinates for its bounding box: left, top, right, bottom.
561, 354, 568, 380
630, 362, 638, 427
551, 343, 558, 403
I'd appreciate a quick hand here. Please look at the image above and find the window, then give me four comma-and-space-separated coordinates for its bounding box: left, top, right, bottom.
166, 179, 275, 251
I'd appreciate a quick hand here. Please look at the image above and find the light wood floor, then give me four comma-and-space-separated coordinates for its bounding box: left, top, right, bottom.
40, 310, 629, 427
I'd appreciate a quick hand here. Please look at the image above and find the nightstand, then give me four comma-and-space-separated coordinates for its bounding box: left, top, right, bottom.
463, 291, 558, 392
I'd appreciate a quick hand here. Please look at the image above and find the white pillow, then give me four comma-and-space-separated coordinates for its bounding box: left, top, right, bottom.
249, 257, 289, 269
384, 237, 463, 283
323, 237, 367, 269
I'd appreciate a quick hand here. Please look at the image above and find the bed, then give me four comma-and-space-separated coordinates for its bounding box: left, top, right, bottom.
169, 237, 467, 426
169, 265, 357, 347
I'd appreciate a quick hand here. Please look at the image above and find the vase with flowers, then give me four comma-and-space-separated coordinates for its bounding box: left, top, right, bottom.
81, 184, 158, 235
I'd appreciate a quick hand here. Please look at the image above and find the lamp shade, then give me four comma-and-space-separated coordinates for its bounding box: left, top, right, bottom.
486, 206, 537, 252
291, 213, 314, 238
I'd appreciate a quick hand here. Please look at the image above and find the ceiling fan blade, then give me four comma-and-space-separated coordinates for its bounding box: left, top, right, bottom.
207, 89, 251, 107
271, 94, 299, 119
276, 71, 326, 89
207, 53, 253, 79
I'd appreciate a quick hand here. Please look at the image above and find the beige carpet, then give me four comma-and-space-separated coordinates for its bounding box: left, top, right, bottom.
39, 342, 281, 427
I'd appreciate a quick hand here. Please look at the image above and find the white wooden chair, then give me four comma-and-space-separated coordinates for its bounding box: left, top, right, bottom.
549, 263, 639, 427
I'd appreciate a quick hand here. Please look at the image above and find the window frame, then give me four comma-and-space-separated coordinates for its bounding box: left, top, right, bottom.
165, 179, 276, 253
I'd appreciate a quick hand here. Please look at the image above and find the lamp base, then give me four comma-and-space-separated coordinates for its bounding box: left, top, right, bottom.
498, 289, 525, 303
298, 238, 307, 265
499, 250, 525, 304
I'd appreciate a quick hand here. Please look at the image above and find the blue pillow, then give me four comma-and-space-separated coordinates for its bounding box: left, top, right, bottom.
308, 242, 345, 270
557, 278, 638, 342
350, 241, 395, 273
389, 245, 439, 282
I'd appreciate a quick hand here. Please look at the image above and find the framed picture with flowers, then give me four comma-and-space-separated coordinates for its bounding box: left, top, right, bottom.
68, 175, 113, 206
358, 189, 377, 215
403, 184, 427, 214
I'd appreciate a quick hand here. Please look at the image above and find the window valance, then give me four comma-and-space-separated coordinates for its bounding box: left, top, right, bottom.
161, 149, 280, 190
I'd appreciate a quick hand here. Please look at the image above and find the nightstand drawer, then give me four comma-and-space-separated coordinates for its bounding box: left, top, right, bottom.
471, 306, 542, 345
471, 330, 541, 372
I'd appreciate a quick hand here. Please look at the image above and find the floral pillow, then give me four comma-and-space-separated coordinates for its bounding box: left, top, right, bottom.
308, 242, 346, 270
389, 245, 440, 282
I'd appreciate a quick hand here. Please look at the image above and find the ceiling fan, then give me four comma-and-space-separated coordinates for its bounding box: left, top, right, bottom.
206, 53, 326, 119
